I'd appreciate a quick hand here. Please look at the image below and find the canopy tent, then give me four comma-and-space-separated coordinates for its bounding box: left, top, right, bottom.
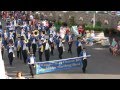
0, 41, 6, 79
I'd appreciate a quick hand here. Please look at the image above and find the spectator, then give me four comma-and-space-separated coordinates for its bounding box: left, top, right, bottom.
16, 71, 25, 79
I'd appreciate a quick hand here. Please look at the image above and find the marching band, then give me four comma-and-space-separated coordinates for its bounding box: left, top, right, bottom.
0, 16, 90, 64
0, 11, 94, 77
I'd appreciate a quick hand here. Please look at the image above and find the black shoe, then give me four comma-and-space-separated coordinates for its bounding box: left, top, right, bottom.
10, 64, 12, 66
32, 76, 34, 78
83, 71, 86, 73
83, 69, 86, 73
70, 52, 72, 55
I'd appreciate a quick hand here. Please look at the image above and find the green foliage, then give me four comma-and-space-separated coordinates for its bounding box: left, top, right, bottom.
84, 24, 105, 31
95, 20, 102, 27
54, 20, 62, 32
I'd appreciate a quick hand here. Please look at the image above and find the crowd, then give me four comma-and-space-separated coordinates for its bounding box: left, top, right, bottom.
0, 11, 96, 78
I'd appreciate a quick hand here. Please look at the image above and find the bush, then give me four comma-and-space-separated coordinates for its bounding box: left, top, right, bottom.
94, 26, 104, 31
54, 20, 63, 32
84, 24, 93, 31
85, 24, 105, 32
96, 21, 102, 27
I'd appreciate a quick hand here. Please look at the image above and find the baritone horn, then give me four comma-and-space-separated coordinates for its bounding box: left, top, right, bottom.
33, 30, 39, 37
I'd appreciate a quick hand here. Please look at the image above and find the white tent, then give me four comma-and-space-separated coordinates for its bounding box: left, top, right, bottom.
0, 41, 6, 79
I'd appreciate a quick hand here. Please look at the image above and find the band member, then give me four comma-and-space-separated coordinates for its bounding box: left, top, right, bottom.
15, 37, 22, 60
13, 29, 16, 42
37, 22, 42, 31
43, 39, 51, 61
27, 52, 36, 78
66, 32, 73, 54
76, 37, 83, 57
26, 31, 31, 40
30, 34, 38, 56
39, 31, 45, 39
49, 34, 54, 56
80, 47, 89, 73
9, 31, 14, 43
20, 28, 25, 36
21, 40, 28, 64
38, 39, 44, 62
49, 24, 56, 37
26, 31, 31, 52
58, 37, 64, 59
7, 43, 14, 66
2, 29, 8, 48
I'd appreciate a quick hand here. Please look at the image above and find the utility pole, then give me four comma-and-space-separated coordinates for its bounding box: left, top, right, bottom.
93, 11, 96, 28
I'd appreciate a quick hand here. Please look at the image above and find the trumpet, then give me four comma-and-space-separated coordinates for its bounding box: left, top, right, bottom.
32, 30, 39, 37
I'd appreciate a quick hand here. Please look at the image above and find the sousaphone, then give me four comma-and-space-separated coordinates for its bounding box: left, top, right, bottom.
32, 30, 39, 37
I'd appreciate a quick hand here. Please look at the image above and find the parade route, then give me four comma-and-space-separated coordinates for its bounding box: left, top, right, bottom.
1, 12, 120, 79
4, 43, 120, 79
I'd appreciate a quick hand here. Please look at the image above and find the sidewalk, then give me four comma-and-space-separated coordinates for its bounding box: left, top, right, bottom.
34, 74, 120, 79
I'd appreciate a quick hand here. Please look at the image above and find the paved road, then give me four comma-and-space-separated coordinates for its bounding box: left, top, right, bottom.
1, 18, 120, 79
4, 42, 120, 79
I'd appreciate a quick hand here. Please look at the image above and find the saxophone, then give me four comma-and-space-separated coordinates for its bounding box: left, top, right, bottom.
39, 45, 44, 52
17, 45, 21, 51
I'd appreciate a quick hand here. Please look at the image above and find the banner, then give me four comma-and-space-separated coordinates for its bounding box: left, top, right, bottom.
36, 55, 91, 74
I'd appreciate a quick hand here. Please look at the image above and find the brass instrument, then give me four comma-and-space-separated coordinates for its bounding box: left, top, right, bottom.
17, 34, 21, 38
0, 37, 2, 42
17, 45, 21, 51
24, 39, 29, 44
62, 39, 65, 43
21, 34, 29, 44
39, 45, 44, 52
32, 30, 39, 37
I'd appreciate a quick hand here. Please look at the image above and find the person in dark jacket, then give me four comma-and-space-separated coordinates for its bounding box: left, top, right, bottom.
30, 34, 38, 56
80, 47, 89, 73
15, 37, 22, 60
7, 43, 14, 66
58, 37, 64, 59
27, 52, 36, 78
66, 32, 73, 54
43, 39, 51, 61
76, 37, 83, 57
